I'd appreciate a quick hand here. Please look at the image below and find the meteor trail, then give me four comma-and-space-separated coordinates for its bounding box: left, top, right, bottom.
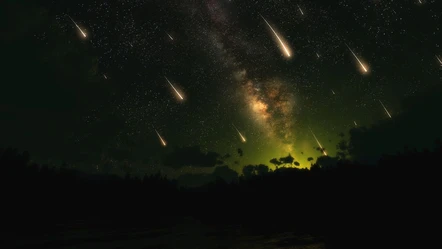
345, 44, 369, 73
260, 15, 291, 57
354, 121, 358, 127
298, 5, 304, 15
164, 76, 184, 100
103, 74, 107, 79
67, 15, 87, 38
155, 129, 167, 147
331, 89, 336, 95
436, 55, 442, 66
316, 52, 320, 58
309, 127, 327, 156
232, 124, 246, 142
166, 32, 174, 41
379, 100, 392, 119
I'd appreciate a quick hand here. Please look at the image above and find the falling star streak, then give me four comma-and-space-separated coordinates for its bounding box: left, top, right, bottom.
166, 32, 174, 41
232, 124, 246, 142
331, 89, 336, 95
103, 74, 107, 79
67, 15, 87, 38
316, 52, 320, 58
354, 121, 358, 127
309, 127, 327, 156
155, 129, 167, 147
260, 15, 291, 58
164, 76, 184, 100
298, 5, 304, 15
346, 44, 369, 73
436, 55, 442, 66
379, 100, 392, 119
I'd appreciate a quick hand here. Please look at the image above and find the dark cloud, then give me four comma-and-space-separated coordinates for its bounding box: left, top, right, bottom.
163, 146, 221, 169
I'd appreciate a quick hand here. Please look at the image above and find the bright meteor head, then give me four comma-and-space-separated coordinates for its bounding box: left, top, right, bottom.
260, 15, 292, 58
232, 124, 246, 143
164, 76, 184, 100
155, 129, 167, 147
67, 15, 87, 38
346, 44, 369, 74
309, 127, 327, 156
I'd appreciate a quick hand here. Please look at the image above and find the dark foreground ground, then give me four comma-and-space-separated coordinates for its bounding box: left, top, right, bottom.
7, 217, 325, 249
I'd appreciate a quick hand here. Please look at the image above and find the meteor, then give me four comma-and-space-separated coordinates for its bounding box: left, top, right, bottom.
155, 129, 167, 147
67, 15, 87, 38
316, 52, 320, 58
331, 89, 336, 95
260, 15, 291, 58
436, 55, 442, 66
103, 74, 107, 79
164, 76, 184, 100
166, 32, 174, 41
298, 5, 304, 15
232, 124, 246, 142
345, 44, 369, 73
309, 127, 327, 156
354, 121, 358, 127
379, 100, 392, 119
129, 42, 133, 48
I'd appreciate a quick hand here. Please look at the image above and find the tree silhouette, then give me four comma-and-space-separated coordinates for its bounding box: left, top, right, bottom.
213, 165, 238, 183
242, 165, 255, 178
237, 148, 243, 157
279, 154, 294, 167
294, 161, 300, 167
307, 157, 314, 161
255, 164, 269, 175
242, 164, 270, 178
270, 158, 282, 168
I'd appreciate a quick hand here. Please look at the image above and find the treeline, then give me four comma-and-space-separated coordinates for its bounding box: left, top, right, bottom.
1, 144, 440, 248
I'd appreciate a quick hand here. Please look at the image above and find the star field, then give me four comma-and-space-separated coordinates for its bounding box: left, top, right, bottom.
1, 0, 440, 176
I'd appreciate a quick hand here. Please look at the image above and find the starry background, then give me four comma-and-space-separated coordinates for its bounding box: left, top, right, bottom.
0, 0, 440, 176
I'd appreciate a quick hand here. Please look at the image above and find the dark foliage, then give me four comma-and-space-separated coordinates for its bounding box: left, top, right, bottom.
1, 143, 441, 248
163, 145, 221, 169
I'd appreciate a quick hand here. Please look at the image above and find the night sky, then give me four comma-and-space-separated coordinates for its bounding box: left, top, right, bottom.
1, 0, 441, 176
